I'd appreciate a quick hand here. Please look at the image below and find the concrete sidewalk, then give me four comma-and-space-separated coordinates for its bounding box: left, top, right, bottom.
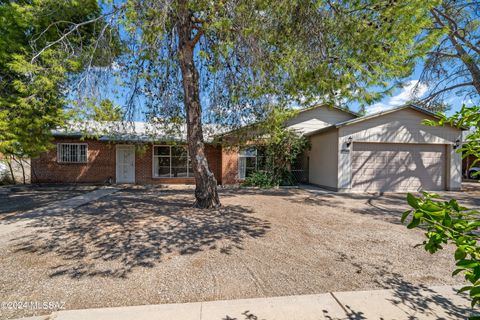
14, 285, 477, 320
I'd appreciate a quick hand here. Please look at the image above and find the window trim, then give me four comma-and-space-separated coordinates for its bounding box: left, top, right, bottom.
152, 145, 192, 179
56, 143, 88, 164
238, 147, 258, 180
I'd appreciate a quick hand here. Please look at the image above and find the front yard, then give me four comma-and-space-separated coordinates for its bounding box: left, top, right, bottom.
0, 185, 478, 319
0, 184, 98, 217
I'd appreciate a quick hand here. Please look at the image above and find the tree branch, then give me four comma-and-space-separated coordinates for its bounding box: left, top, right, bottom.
423, 82, 474, 102
432, 8, 480, 56
30, 7, 122, 63
190, 29, 203, 48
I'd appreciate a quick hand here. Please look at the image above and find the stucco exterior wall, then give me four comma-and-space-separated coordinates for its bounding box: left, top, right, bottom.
307, 129, 339, 189
336, 108, 463, 191
338, 108, 461, 144
285, 106, 356, 135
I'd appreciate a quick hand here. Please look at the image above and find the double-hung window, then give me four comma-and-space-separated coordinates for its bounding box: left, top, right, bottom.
57, 143, 88, 163
238, 147, 267, 179
153, 145, 193, 178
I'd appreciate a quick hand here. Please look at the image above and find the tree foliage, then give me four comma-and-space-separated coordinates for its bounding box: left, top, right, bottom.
415, 0, 480, 110
0, 0, 114, 161
117, 0, 442, 125
403, 192, 480, 309
404, 105, 480, 310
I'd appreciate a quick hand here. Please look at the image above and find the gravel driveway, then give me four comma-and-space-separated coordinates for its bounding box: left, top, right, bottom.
0, 185, 478, 319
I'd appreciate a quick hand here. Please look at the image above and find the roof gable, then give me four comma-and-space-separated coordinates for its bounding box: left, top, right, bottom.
305, 104, 464, 137
285, 104, 358, 134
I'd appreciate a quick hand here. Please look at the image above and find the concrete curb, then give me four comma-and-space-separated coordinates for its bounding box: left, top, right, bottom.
10, 285, 477, 320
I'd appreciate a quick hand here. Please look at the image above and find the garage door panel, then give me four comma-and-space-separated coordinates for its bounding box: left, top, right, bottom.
351, 143, 445, 192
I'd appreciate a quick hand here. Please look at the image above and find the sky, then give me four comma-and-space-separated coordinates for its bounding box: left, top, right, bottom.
92, 58, 473, 122
90, 2, 477, 122
360, 65, 475, 117
364, 79, 428, 114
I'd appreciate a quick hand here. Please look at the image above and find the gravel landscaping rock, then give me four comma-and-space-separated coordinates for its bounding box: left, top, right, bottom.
0, 184, 99, 217
0, 185, 478, 319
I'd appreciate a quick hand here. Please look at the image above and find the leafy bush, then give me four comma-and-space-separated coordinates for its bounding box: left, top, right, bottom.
240, 110, 311, 188
243, 169, 296, 188
404, 105, 480, 311
403, 192, 480, 307
243, 171, 275, 188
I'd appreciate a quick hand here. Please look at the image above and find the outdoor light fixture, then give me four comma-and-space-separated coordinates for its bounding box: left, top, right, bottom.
453, 139, 461, 150
346, 136, 353, 147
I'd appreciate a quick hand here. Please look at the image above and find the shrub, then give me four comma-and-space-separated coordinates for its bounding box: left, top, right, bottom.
403, 192, 480, 308
243, 169, 296, 188
243, 171, 274, 188
404, 105, 480, 311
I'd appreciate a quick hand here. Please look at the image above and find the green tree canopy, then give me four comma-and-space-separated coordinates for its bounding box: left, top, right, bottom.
0, 0, 115, 159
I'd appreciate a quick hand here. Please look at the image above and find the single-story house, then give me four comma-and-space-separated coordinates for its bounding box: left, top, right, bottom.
31, 104, 464, 192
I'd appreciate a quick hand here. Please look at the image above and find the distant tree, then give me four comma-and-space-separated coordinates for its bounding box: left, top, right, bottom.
414, 0, 480, 109
91, 99, 124, 122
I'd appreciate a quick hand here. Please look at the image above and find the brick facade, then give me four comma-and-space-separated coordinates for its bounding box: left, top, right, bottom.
31, 138, 116, 184
31, 138, 236, 185
221, 147, 240, 185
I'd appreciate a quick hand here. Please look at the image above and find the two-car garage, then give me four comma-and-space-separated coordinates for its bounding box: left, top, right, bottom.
351, 143, 446, 192
306, 105, 463, 193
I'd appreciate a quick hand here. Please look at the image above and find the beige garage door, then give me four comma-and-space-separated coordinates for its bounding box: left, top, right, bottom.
351, 143, 446, 192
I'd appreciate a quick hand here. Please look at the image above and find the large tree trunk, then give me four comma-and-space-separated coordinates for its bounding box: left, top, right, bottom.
177, 2, 220, 209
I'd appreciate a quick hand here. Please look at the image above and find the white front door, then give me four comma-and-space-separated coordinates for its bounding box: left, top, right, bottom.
116, 145, 135, 183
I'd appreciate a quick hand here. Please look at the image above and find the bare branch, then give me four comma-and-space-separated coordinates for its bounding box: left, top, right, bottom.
30, 7, 122, 63
423, 82, 474, 102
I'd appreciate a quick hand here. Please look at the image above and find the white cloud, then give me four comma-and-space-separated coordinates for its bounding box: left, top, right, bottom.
366, 80, 428, 114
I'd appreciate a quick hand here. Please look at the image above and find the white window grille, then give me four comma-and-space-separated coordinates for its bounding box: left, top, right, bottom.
57, 143, 88, 163
153, 145, 192, 178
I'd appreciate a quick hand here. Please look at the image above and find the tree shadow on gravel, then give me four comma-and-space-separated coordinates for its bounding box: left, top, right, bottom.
0, 184, 97, 216
333, 250, 478, 319
6, 188, 270, 279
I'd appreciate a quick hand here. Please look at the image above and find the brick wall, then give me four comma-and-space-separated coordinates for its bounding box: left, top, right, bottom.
31, 138, 233, 185
31, 138, 116, 183
221, 147, 239, 185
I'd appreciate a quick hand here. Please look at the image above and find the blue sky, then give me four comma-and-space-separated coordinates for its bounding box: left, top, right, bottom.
359, 65, 474, 117
91, 0, 472, 121
92, 1, 475, 122
92, 58, 472, 122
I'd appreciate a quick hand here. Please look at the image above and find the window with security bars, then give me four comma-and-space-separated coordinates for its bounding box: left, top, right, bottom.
57, 144, 88, 163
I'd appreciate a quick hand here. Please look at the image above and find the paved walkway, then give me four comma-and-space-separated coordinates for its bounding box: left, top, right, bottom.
14, 285, 477, 320
0, 186, 120, 237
